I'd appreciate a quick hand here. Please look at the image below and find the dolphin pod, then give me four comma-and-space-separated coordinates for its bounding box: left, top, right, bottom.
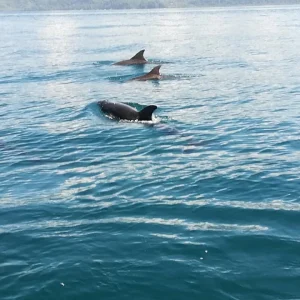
99, 50, 163, 121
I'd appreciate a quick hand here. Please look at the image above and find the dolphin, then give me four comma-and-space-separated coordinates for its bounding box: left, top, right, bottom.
113, 50, 148, 66
130, 65, 161, 81
98, 100, 157, 121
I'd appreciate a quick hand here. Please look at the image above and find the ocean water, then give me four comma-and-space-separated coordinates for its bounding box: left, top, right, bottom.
1, 5, 300, 300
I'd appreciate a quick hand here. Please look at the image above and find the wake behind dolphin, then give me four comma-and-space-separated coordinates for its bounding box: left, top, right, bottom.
92, 101, 205, 154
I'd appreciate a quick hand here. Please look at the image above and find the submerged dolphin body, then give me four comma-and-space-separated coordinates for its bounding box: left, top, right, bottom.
98, 101, 157, 121
130, 65, 161, 81
113, 50, 148, 66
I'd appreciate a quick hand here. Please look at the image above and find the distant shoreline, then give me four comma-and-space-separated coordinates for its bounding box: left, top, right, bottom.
1, 2, 300, 12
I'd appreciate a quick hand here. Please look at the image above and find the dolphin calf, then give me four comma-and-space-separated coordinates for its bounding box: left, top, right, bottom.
113, 50, 148, 66
130, 65, 161, 81
98, 101, 157, 121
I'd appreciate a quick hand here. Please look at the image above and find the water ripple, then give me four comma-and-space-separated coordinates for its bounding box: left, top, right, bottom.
1, 7, 300, 300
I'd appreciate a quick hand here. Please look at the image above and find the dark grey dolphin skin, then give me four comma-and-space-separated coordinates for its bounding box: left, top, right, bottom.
130, 65, 161, 81
113, 50, 148, 66
98, 101, 157, 121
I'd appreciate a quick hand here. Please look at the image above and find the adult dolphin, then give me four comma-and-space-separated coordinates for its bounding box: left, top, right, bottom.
113, 50, 148, 66
130, 65, 161, 81
98, 101, 157, 121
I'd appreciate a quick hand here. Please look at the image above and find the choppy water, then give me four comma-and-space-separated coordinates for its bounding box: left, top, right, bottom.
1, 6, 300, 300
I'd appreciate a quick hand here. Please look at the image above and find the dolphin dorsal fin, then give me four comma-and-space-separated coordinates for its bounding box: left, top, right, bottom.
148, 65, 161, 75
138, 105, 157, 121
131, 50, 146, 61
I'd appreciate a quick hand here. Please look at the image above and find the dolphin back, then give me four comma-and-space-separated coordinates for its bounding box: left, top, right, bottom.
98, 101, 157, 121
99, 101, 139, 120
138, 105, 157, 121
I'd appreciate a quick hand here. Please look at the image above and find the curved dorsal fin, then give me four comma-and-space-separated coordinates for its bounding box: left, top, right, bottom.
131, 50, 146, 61
138, 105, 157, 121
148, 65, 161, 75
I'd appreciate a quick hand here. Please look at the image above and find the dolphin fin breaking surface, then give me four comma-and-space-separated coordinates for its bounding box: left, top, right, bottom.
130, 65, 162, 81
148, 65, 161, 75
131, 50, 146, 61
113, 50, 148, 65
138, 105, 158, 121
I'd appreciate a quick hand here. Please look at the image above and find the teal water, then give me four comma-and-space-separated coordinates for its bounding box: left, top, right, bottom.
1, 6, 300, 300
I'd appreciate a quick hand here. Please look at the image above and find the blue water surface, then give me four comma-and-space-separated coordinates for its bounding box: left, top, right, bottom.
1, 6, 300, 300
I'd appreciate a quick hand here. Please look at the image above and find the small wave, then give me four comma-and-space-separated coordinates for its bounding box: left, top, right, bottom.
0, 216, 268, 234
93, 60, 115, 66
106, 74, 134, 83
159, 199, 300, 212
148, 60, 173, 64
